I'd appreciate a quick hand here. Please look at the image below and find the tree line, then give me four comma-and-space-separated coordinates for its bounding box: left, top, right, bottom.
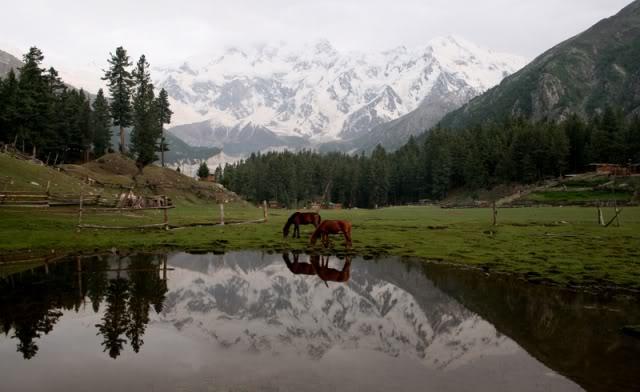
221, 111, 640, 208
0, 46, 172, 167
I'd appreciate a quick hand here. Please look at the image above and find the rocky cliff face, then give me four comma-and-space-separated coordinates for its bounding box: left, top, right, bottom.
0, 49, 22, 78
440, 1, 640, 129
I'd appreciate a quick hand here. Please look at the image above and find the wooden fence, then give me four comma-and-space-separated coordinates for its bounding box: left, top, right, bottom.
77, 193, 175, 231
0, 191, 50, 207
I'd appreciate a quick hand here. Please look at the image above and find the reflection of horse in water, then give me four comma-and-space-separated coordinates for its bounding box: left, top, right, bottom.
310, 220, 352, 247
310, 254, 351, 285
283, 212, 322, 238
282, 253, 351, 286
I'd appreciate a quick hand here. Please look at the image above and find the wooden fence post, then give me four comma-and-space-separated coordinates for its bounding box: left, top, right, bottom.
597, 203, 605, 226
76, 256, 82, 299
77, 190, 84, 231
162, 255, 167, 281
492, 201, 498, 226
263, 200, 268, 222
163, 196, 169, 230
220, 203, 225, 225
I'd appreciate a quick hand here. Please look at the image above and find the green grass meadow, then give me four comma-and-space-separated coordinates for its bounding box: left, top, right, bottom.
1, 201, 639, 291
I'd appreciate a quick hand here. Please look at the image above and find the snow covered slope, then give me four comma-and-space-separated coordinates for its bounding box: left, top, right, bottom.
155, 37, 526, 153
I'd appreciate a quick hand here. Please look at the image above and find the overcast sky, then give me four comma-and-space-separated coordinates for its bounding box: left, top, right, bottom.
0, 0, 632, 91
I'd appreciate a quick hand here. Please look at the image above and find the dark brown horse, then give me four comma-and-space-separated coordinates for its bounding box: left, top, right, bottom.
283, 212, 321, 238
309, 220, 352, 247
282, 253, 351, 286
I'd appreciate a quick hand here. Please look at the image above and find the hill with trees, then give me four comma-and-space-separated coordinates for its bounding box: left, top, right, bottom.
439, 1, 640, 129
221, 113, 640, 208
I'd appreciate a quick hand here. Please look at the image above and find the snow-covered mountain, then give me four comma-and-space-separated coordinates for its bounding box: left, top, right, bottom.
155, 37, 527, 154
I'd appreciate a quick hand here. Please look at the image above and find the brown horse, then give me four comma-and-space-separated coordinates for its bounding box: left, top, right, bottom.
282, 253, 351, 286
283, 212, 321, 238
309, 220, 352, 247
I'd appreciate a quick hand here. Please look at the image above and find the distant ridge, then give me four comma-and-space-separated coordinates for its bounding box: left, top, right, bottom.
439, 1, 640, 129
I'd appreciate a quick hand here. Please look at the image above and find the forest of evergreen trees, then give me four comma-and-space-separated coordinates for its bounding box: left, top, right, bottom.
221, 111, 640, 208
0, 46, 171, 166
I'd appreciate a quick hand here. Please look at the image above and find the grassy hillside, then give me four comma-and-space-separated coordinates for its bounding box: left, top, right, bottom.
0, 153, 98, 194
0, 152, 239, 204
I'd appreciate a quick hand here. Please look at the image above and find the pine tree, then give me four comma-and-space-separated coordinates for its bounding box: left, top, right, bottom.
197, 161, 210, 179
625, 116, 640, 163
0, 69, 19, 144
130, 55, 160, 168
368, 145, 390, 207
63, 89, 92, 163
92, 89, 112, 157
17, 47, 49, 156
155, 88, 172, 167
102, 47, 133, 153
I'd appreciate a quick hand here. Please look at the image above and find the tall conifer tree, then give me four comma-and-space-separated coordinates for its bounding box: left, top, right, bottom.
92, 89, 112, 157
0, 69, 19, 143
102, 47, 133, 153
155, 88, 172, 167
130, 55, 160, 167
17, 47, 48, 155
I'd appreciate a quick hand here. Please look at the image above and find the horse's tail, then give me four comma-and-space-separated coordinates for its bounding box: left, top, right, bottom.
310, 224, 322, 245
283, 213, 298, 237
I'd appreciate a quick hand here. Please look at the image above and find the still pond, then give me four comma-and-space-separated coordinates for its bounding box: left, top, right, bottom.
0, 251, 639, 391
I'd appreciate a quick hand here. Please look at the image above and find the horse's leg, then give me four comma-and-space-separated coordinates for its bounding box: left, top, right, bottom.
294, 223, 298, 238
340, 259, 351, 282
344, 229, 352, 248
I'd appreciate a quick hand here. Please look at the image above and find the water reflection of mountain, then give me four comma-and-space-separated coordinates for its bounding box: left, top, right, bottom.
0, 255, 167, 359
1, 251, 637, 391
162, 252, 516, 368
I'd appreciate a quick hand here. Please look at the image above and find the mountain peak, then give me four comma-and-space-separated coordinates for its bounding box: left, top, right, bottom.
155, 37, 524, 154
311, 38, 336, 55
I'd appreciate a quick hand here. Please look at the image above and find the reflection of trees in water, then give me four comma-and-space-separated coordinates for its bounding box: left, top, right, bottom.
96, 277, 131, 358
0, 254, 168, 360
0, 261, 78, 359
86, 256, 109, 313
94, 254, 168, 358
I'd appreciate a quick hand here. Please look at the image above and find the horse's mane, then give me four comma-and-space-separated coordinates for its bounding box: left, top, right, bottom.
283, 212, 299, 235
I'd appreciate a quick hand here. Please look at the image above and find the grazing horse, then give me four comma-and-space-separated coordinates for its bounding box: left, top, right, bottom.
309, 220, 352, 248
282, 253, 352, 286
283, 212, 322, 238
